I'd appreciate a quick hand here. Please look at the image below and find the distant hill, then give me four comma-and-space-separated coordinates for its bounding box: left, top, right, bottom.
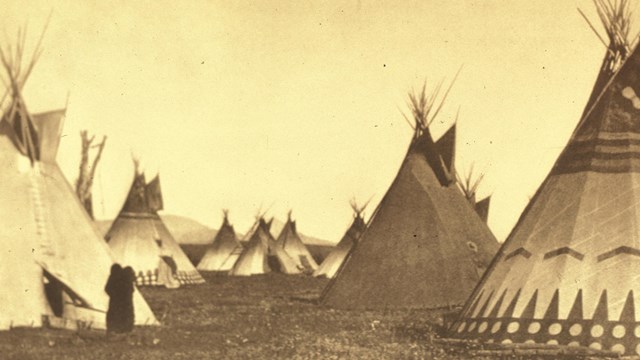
94, 214, 335, 246
95, 214, 215, 245
95, 213, 336, 265
268, 218, 335, 247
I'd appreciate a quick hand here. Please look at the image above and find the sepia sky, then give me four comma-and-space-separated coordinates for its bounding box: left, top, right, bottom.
0, 0, 616, 242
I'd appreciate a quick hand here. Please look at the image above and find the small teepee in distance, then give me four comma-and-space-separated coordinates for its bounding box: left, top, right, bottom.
0, 31, 157, 329
449, 1, 640, 356
321, 76, 499, 309
230, 212, 302, 276
197, 210, 243, 272
314, 200, 368, 278
105, 159, 204, 286
457, 165, 492, 223
275, 211, 318, 273
230, 216, 274, 276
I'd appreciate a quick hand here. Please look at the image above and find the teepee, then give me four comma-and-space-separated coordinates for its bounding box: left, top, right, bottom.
275, 211, 318, 273
0, 35, 157, 329
457, 166, 492, 223
449, 1, 640, 356
105, 162, 204, 286
196, 210, 243, 272
320, 78, 499, 309
230, 217, 301, 276
313, 200, 368, 278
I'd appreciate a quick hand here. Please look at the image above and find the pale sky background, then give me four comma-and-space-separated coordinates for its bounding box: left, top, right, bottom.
0, 0, 616, 242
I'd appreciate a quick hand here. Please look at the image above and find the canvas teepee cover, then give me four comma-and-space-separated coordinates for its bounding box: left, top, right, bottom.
230, 218, 301, 276
313, 202, 367, 278
449, 4, 640, 356
105, 169, 204, 286
197, 210, 243, 272
0, 43, 157, 329
457, 167, 492, 223
321, 83, 499, 309
275, 212, 318, 273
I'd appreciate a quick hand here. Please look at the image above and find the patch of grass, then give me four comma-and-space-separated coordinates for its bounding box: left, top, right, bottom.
0, 273, 466, 359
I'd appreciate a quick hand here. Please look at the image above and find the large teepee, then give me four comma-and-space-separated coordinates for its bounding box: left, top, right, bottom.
105, 163, 204, 286
196, 210, 243, 272
320, 79, 499, 309
449, 2, 640, 356
0, 36, 157, 329
230, 217, 301, 276
313, 201, 368, 278
275, 211, 318, 273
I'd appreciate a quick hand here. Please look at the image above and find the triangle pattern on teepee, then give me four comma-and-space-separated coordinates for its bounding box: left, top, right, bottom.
450, 5, 640, 355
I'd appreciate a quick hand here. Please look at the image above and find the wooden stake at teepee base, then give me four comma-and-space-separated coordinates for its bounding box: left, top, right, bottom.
75, 130, 106, 219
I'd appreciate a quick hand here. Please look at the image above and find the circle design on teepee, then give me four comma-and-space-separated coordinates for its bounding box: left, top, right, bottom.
524, 339, 535, 344
589, 342, 602, 350
569, 324, 582, 336
491, 321, 502, 334
613, 325, 626, 339
636, 343, 640, 355
468, 321, 477, 332
507, 322, 520, 333
547, 339, 559, 345
548, 323, 562, 335
528, 322, 541, 334
478, 322, 488, 333
611, 344, 625, 354
457, 322, 467, 333
568, 341, 580, 347
501, 339, 512, 344
591, 325, 604, 338
635, 325, 640, 338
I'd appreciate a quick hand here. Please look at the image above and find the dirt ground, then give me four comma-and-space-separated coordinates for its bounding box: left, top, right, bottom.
0, 273, 619, 359
0, 272, 465, 359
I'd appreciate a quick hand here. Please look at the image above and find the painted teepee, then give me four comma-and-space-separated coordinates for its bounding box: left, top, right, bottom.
275, 211, 318, 273
320, 79, 499, 309
105, 162, 204, 286
197, 210, 243, 272
230, 217, 301, 276
0, 36, 157, 329
313, 201, 368, 278
449, 1, 640, 356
